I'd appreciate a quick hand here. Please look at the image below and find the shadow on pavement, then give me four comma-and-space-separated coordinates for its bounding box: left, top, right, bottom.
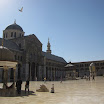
0, 90, 36, 97
16, 90, 36, 97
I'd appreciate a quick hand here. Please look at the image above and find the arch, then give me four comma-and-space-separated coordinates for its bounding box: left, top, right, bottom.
2, 69, 4, 82
6, 34, 7, 38
28, 62, 31, 79
11, 32, 13, 37
19, 43, 21, 48
18, 64, 21, 79
10, 68, 14, 82
54, 68, 56, 80
4, 33, 5, 38
48, 67, 51, 81
36, 63, 39, 80
46, 67, 48, 80
31, 62, 35, 81
55, 68, 58, 80
20, 33, 21, 37
14, 32, 16, 37
51, 67, 54, 81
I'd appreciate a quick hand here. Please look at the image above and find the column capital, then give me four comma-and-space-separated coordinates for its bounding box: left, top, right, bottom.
13, 66, 16, 70
3, 66, 8, 70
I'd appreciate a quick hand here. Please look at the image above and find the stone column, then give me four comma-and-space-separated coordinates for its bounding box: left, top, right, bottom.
15, 65, 18, 81
29, 63, 31, 80
38, 66, 41, 80
51, 67, 52, 81
26, 53, 29, 80
0, 70, 2, 82
44, 66, 46, 78
55, 69, 57, 80
25, 63, 29, 80
43, 57, 46, 80
13, 67, 16, 88
3, 66, 8, 89
54, 69, 56, 81
35, 65, 36, 80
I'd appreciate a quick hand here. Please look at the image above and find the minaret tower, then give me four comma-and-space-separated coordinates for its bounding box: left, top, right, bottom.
46, 38, 51, 54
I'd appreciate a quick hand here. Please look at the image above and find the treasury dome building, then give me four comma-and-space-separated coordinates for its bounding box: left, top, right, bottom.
0, 22, 67, 81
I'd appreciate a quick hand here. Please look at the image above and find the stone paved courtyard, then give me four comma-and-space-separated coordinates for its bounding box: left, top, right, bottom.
0, 77, 104, 104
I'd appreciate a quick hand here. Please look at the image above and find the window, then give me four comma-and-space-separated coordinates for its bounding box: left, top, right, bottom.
6, 34, 7, 38
20, 56, 22, 61
20, 33, 21, 37
101, 67, 104, 69
15, 55, 16, 60
11, 32, 13, 37
4, 33, 5, 38
14, 32, 16, 37
18, 56, 19, 60
96, 67, 100, 70
97, 63, 99, 66
76, 64, 79, 67
30, 53, 32, 58
19, 43, 21, 48
87, 64, 89, 67
100, 63, 103, 66
23, 68, 25, 73
95, 63, 97, 66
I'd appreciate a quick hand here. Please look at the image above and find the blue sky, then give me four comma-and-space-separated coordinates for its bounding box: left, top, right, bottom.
0, 0, 104, 62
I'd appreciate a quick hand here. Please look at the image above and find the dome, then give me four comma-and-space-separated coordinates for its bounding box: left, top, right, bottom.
0, 46, 15, 61
5, 23, 23, 32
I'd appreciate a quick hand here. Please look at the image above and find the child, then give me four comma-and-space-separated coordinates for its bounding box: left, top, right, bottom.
51, 84, 54, 93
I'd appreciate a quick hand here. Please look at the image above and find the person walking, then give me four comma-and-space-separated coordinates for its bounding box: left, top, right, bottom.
92, 73, 95, 80
16, 78, 22, 94
60, 76, 62, 83
51, 84, 54, 93
25, 79, 30, 93
44, 77, 46, 83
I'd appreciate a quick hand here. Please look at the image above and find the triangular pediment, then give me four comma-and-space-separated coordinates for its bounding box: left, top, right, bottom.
24, 34, 42, 45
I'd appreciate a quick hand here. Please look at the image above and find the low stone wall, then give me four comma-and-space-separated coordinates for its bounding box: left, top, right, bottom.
0, 88, 16, 97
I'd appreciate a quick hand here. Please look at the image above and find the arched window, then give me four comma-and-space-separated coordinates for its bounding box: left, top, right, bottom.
20, 33, 21, 37
18, 56, 19, 60
20, 56, 22, 61
14, 32, 16, 37
15, 55, 16, 60
11, 32, 13, 37
4, 33, 5, 38
6, 33, 7, 38
30, 53, 32, 58
19, 43, 21, 48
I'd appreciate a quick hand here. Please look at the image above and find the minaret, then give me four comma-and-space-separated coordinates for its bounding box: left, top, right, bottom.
46, 38, 51, 54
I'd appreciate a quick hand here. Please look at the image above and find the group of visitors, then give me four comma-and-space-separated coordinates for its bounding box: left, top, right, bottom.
16, 78, 55, 95
85, 73, 95, 81
16, 78, 29, 95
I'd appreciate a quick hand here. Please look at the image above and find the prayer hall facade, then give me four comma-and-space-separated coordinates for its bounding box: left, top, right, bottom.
0, 22, 104, 82
0, 22, 67, 82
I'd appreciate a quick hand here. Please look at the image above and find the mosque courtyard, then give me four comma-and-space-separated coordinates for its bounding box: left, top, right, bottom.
0, 77, 104, 104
